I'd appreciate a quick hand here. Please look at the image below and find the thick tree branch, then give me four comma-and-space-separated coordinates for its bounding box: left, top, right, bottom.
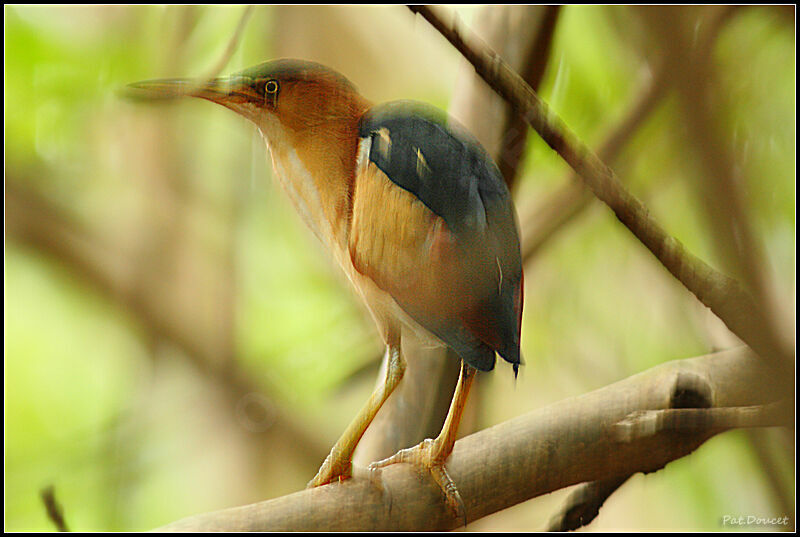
158, 347, 782, 531
406, 5, 793, 392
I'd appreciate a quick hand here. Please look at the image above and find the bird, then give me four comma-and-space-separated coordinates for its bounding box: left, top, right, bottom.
128, 59, 523, 518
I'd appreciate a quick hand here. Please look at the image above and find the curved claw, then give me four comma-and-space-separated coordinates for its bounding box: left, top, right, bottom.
430, 464, 467, 525
368, 438, 466, 524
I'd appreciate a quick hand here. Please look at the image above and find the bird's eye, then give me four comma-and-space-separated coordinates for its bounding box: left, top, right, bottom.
264, 80, 279, 95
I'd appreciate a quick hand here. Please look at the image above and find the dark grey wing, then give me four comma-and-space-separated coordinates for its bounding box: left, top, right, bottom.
358, 101, 523, 372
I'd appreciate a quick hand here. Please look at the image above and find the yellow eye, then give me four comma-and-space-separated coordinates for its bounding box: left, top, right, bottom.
264, 80, 279, 94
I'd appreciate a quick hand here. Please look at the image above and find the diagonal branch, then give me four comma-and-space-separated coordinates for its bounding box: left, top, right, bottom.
521, 59, 670, 264
638, 5, 794, 401
157, 347, 782, 531
494, 5, 561, 189
406, 5, 793, 391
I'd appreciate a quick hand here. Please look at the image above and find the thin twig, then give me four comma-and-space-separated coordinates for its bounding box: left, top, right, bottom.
40, 486, 69, 532
495, 5, 561, 188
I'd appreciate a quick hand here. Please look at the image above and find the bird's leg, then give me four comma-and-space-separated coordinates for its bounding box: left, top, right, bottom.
307, 342, 406, 488
369, 360, 476, 521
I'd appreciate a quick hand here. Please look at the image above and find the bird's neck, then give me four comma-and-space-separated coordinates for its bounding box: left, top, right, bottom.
259, 96, 371, 256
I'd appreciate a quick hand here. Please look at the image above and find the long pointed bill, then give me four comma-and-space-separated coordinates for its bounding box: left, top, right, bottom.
124, 76, 259, 108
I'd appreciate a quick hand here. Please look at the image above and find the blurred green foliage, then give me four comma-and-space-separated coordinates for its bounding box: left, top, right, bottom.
5, 5, 794, 531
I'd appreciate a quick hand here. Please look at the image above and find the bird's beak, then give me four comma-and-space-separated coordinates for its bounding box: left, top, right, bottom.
125, 76, 260, 115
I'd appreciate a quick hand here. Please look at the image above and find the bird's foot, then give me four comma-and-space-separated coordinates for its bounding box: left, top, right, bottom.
368, 438, 466, 523
307, 449, 352, 488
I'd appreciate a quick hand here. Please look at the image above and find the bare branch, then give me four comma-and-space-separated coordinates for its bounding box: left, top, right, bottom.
521, 60, 669, 264
158, 347, 782, 531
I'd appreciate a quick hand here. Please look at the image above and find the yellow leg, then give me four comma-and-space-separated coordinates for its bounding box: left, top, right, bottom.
307, 342, 406, 487
368, 360, 476, 520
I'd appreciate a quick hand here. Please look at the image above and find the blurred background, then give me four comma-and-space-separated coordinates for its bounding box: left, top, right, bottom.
4, 5, 795, 531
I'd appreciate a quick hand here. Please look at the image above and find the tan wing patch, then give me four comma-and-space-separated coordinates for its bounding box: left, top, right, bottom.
348, 163, 465, 318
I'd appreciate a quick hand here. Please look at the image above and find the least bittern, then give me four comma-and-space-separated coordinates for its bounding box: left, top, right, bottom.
129, 59, 523, 519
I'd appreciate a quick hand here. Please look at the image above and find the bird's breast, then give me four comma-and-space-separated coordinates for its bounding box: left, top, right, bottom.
259, 126, 448, 347
259, 130, 396, 321
264, 141, 330, 243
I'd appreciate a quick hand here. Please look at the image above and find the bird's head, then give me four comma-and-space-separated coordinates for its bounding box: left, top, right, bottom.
127, 59, 368, 143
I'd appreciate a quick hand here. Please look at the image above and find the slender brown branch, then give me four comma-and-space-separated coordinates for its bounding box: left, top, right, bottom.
158, 347, 779, 531
521, 60, 669, 264
407, 5, 792, 389
40, 486, 69, 532
449, 5, 560, 190
495, 5, 561, 188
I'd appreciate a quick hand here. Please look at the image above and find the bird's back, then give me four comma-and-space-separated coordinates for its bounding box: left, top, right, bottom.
350, 101, 523, 373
